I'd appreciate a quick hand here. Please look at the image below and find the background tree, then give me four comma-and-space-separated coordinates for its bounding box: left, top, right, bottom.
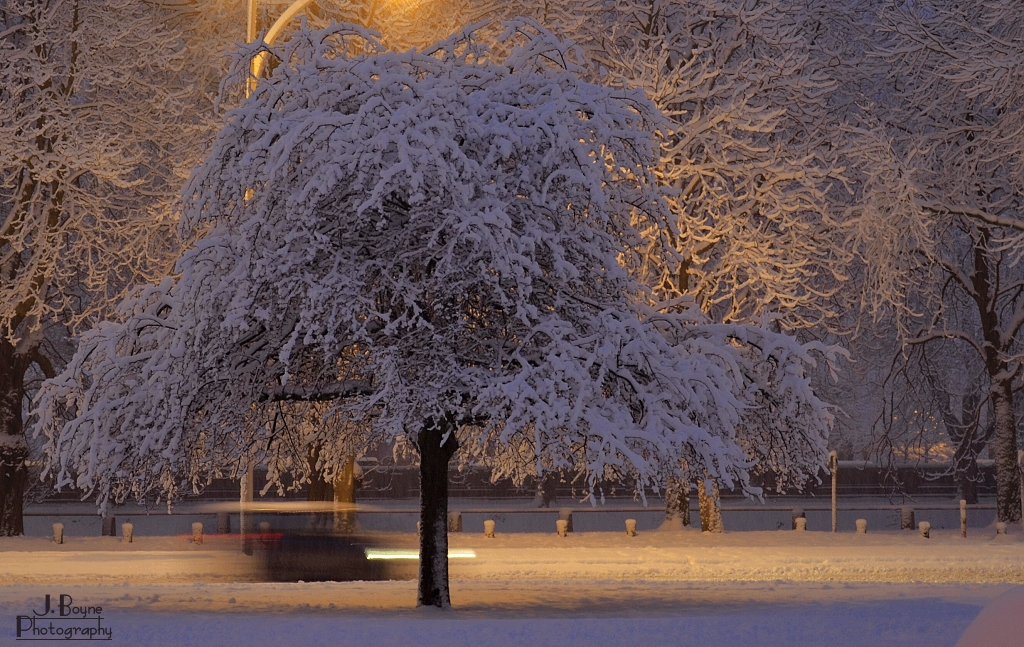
0, 0, 221, 534
841, 0, 1024, 521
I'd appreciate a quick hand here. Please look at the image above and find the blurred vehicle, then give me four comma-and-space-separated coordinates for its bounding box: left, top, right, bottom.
254, 531, 420, 582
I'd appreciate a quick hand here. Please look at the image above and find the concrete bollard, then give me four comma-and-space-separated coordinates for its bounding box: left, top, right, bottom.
625, 518, 637, 537
792, 508, 805, 530
901, 507, 915, 530
192, 522, 204, 545
556, 519, 568, 537
52, 523, 64, 544
102, 516, 116, 537
794, 517, 807, 531
122, 523, 133, 543
559, 509, 574, 533
960, 500, 967, 538
484, 519, 495, 538
919, 521, 930, 539
996, 522, 1008, 536
448, 511, 462, 533
217, 512, 231, 534
856, 518, 867, 533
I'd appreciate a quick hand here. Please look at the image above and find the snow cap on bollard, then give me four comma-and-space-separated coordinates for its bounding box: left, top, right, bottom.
556, 519, 568, 537
625, 518, 637, 537
484, 519, 495, 538
901, 507, 915, 530
794, 517, 807, 531
192, 522, 204, 545
919, 521, 930, 538
856, 519, 867, 533
448, 511, 462, 533
791, 508, 805, 530
996, 522, 1008, 535
122, 523, 133, 543
559, 508, 574, 533
52, 523, 64, 544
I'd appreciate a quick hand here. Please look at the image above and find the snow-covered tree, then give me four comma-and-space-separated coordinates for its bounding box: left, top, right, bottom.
840, 0, 1024, 521
36, 23, 835, 607
588, 0, 844, 330
0, 0, 221, 534
444, 1, 847, 330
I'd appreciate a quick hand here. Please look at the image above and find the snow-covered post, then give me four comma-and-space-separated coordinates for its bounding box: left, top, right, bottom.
829, 451, 838, 533
558, 509, 573, 533
855, 519, 867, 533
960, 499, 968, 538
919, 521, 930, 538
483, 520, 495, 538
795, 517, 807, 531
122, 523, 133, 543
52, 523, 63, 544
192, 522, 204, 545
996, 522, 1007, 535
625, 519, 638, 537
217, 512, 231, 534
556, 519, 568, 537
792, 508, 805, 530
448, 511, 462, 533
901, 507, 915, 530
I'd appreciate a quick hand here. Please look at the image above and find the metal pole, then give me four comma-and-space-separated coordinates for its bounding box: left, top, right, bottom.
247, 0, 258, 44
240, 1, 313, 546
240, 458, 254, 555
830, 451, 838, 533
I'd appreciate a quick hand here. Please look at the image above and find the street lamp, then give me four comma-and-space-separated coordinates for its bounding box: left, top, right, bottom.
246, 0, 318, 95
240, 0, 318, 550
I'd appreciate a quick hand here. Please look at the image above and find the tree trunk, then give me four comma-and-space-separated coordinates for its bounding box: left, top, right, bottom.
663, 477, 690, 528
533, 471, 558, 508
306, 446, 333, 530
333, 454, 356, 533
697, 478, 723, 533
417, 416, 458, 608
990, 379, 1021, 522
0, 339, 27, 536
968, 229, 1021, 522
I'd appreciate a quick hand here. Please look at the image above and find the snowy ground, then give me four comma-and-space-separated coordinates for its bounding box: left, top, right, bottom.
0, 526, 1021, 645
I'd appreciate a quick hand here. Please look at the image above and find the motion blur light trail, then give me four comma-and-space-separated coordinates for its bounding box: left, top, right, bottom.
365, 549, 477, 560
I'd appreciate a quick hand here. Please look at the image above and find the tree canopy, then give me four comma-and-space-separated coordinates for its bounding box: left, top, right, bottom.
36, 22, 835, 511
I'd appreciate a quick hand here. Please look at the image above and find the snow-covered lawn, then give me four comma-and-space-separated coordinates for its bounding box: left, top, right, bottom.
0, 528, 1020, 645
2, 527, 1021, 584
